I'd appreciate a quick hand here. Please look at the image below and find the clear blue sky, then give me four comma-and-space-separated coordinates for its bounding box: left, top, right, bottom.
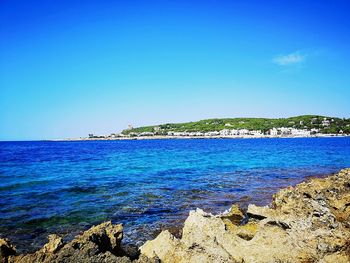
1, 0, 350, 140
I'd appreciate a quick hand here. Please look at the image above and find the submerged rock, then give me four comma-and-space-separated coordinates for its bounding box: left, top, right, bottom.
2, 168, 350, 262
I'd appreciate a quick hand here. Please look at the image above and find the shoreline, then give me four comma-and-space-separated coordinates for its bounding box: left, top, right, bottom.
2, 168, 349, 262
56, 134, 349, 142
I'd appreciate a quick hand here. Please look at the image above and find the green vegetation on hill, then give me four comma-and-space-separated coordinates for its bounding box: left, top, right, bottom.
122, 115, 350, 135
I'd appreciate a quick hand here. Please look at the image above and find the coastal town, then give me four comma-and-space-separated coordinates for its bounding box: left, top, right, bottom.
83, 117, 349, 140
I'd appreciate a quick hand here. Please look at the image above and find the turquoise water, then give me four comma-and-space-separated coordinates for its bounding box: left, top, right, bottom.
1, 137, 350, 252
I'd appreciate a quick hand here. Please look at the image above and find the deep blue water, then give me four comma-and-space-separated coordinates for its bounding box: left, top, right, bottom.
1, 137, 350, 252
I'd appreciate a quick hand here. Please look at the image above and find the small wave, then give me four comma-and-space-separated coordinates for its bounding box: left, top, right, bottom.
0, 180, 50, 192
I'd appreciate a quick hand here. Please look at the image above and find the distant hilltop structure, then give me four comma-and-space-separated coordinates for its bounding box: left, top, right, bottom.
83, 115, 350, 140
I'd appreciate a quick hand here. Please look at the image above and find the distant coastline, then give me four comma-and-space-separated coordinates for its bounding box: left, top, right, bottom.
59, 133, 349, 142
62, 115, 350, 142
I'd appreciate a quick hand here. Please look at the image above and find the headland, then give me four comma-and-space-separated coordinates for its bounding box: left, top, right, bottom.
63, 115, 350, 141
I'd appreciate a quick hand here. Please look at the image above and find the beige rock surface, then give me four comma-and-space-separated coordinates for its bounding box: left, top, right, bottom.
5, 221, 155, 263
140, 168, 350, 263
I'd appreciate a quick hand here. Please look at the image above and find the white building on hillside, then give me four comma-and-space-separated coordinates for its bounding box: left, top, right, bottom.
230, 129, 239, 135
205, 131, 220, 136
269, 128, 278, 136
220, 129, 230, 136
322, 118, 330, 127
238, 129, 249, 135
290, 129, 310, 136
279, 127, 291, 135
250, 130, 263, 136
139, 132, 154, 136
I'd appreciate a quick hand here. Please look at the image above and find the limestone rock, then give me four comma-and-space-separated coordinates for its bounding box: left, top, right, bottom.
247, 204, 275, 219
0, 238, 16, 263
71, 221, 123, 254
42, 234, 63, 254
319, 252, 350, 263
220, 204, 244, 225
7, 221, 126, 263
140, 168, 350, 263
233, 222, 258, 240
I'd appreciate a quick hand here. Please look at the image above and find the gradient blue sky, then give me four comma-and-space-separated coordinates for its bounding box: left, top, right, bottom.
1, 0, 350, 140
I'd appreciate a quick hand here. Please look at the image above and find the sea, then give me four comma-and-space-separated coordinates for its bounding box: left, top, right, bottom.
1, 137, 350, 252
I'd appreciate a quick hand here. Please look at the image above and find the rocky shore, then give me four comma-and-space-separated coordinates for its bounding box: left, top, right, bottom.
1, 168, 350, 263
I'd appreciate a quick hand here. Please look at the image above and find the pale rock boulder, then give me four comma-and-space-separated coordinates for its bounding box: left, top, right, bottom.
42, 234, 64, 254
141, 218, 235, 263
220, 204, 244, 225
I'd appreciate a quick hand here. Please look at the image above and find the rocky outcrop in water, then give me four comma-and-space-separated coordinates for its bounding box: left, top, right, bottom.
141, 168, 350, 262
1, 221, 154, 263
0, 238, 16, 262
1, 168, 350, 262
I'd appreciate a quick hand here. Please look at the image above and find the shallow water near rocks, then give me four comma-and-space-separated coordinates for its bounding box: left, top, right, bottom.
1, 137, 350, 252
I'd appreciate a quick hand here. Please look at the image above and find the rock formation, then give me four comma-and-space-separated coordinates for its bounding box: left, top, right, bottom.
141, 168, 350, 262
2, 221, 155, 263
1, 168, 350, 262
0, 238, 16, 263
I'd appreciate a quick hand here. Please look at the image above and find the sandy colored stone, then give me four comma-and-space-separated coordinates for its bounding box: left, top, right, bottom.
319, 252, 350, 263
247, 204, 276, 219
234, 222, 258, 240
140, 168, 350, 263
220, 204, 244, 225
7, 221, 127, 263
42, 234, 63, 254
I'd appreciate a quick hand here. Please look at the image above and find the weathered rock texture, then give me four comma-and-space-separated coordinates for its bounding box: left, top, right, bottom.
0, 238, 16, 263
1, 168, 350, 263
2, 221, 155, 263
141, 168, 350, 262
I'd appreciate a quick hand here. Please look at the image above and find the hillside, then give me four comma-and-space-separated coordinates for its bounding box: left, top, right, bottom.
122, 115, 350, 135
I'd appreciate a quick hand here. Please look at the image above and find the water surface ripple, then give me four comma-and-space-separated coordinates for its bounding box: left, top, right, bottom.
1, 138, 350, 252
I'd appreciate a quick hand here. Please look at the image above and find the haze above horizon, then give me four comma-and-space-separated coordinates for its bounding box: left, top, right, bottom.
1, 0, 350, 140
